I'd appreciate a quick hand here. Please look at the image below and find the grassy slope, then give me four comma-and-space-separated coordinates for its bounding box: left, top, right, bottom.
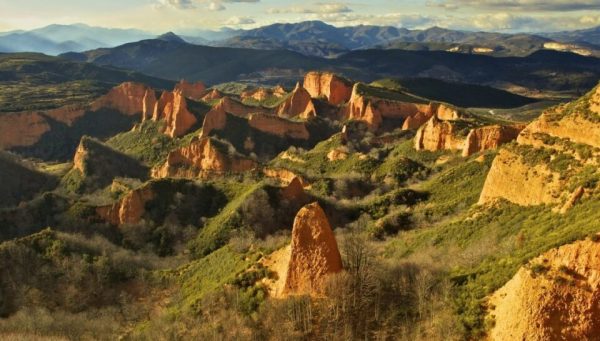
0, 52, 173, 113
0, 152, 57, 208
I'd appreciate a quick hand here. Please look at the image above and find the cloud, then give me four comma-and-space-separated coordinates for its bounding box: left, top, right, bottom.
208, 2, 226, 11
157, 0, 196, 10
267, 3, 352, 15
427, 0, 600, 12
225, 16, 256, 25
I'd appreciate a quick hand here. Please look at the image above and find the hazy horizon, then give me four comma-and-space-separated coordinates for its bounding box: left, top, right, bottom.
1, 0, 599, 34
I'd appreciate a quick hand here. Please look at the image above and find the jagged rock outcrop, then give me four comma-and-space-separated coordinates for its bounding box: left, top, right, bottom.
202, 89, 224, 101
488, 237, 600, 340
414, 115, 465, 151
174, 80, 206, 100
283, 202, 343, 295
152, 137, 256, 178
462, 124, 525, 157
479, 85, 600, 209
242, 86, 287, 101
96, 186, 155, 225
91, 82, 153, 115
342, 83, 459, 131
151, 90, 198, 137
280, 177, 309, 203
248, 113, 310, 140
276, 83, 316, 119
263, 167, 310, 188
303, 71, 353, 105
142, 89, 157, 121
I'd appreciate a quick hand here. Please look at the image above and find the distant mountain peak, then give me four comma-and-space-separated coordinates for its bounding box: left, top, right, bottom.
157, 32, 186, 43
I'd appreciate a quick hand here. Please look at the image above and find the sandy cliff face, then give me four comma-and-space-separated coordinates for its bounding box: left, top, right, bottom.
276, 83, 316, 119
152, 137, 256, 178
248, 113, 310, 140
283, 202, 343, 295
96, 186, 155, 225
478, 149, 563, 206
263, 168, 310, 188
489, 237, 600, 341
479, 85, 600, 209
151, 90, 198, 138
174, 80, 206, 100
414, 115, 465, 151
303, 71, 353, 105
462, 125, 525, 157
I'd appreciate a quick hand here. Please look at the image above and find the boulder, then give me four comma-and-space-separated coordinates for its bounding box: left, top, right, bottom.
283, 202, 343, 295
303, 71, 353, 105
488, 237, 600, 340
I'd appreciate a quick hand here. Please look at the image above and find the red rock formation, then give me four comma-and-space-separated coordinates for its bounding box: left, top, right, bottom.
200, 105, 228, 138
242, 86, 288, 102
462, 124, 525, 157
303, 71, 353, 105
174, 79, 206, 100
202, 89, 224, 101
152, 90, 198, 137
263, 167, 310, 188
248, 113, 310, 140
142, 89, 157, 121
342, 84, 457, 131
489, 236, 600, 340
0, 112, 51, 149
276, 83, 316, 119
280, 177, 308, 203
284, 202, 343, 295
152, 137, 257, 178
96, 186, 155, 225
414, 115, 465, 151
91, 82, 153, 115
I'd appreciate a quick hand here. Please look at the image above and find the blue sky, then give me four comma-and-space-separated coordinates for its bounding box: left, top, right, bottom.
1, 0, 600, 33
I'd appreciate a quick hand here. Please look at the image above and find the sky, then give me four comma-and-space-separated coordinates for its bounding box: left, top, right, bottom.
1, 0, 600, 33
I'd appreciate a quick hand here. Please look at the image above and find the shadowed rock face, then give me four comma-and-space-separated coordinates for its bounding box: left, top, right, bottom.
152, 90, 198, 138
174, 80, 206, 100
284, 202, 343, 296
489, 237, 600, 341
248, 113, 310, 140
276, 83, 316, 119
304, 71, 353, 105
152, 137, 256, 178
96, 186, 155, 226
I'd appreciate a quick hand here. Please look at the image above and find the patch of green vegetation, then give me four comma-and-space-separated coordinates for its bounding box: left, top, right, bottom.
107, 121, 185, 166
60, 136, 148, 194
386, 195, 600, 339
0, 152, 58, 208
414, 153, 495, 222
189, 182, 263, 258
0, 53, 172, 113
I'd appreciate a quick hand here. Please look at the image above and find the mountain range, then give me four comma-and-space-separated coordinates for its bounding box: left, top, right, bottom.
3, 21, 600, 58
